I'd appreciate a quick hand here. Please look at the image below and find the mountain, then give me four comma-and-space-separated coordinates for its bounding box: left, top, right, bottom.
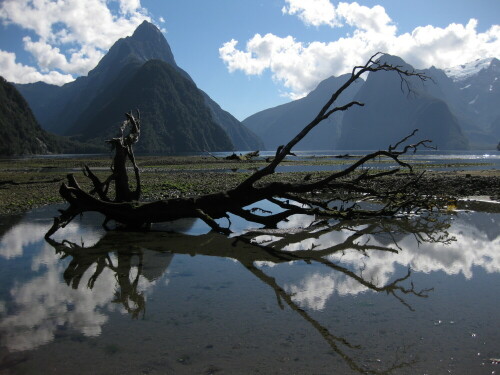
338, 55, 469, 150
244, 55, 470, 151
0, 77, 102, 155
243, 74, 364, 150
0, 76, 60, 155
446, 59, 500, 128
440, 57, 500, 148
16, 21, 262, 152
70, 60, 233, 153
444, 58, 496, 82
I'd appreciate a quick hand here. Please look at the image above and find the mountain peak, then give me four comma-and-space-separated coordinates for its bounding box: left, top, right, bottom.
131, 20, 164, 42
444, 57, 497, 82
376, 54, 416, 71
87, 20, 177, 80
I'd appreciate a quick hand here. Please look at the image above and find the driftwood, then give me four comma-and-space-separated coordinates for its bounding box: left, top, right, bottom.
225, 150, 260, 161
45, 52, 437, 239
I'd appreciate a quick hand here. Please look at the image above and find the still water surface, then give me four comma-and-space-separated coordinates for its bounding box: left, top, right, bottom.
0, 202, 499, 374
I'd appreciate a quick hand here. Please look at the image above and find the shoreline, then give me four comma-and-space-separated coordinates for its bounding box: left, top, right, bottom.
0, 156, 498, 216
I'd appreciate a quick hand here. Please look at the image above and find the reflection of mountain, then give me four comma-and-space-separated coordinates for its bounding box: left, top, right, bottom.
277, 213, 500, 312
457, 211, 500, 242
141, 251, 173, 282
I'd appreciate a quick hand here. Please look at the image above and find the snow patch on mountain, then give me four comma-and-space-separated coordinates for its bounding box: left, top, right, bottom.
444, 58, 494, 82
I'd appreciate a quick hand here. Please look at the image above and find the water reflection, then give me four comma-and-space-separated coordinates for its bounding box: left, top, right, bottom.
44, 217, 446, 373
58, 241, 173, 319
1, 204, 500, 373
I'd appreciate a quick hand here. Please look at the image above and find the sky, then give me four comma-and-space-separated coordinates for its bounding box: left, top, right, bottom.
0, 0, 499, 121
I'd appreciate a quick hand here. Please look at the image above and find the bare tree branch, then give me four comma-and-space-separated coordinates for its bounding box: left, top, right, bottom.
45, 53, 447, 239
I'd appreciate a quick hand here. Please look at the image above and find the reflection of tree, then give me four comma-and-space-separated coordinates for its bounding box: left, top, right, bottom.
46, 212, 452, 374
48, 240, 163, 319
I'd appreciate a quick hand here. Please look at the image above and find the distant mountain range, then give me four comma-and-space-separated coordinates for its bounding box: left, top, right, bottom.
16, 21, 263, 153
7, 22, 499, 153
244, 55, 500, 150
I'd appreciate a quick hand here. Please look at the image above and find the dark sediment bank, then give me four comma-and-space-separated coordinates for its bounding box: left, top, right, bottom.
0, 155, 498, 215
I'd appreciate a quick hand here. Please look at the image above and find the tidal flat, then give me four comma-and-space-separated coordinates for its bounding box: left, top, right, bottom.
1, 153, 500, 374
0, 154, 498, 215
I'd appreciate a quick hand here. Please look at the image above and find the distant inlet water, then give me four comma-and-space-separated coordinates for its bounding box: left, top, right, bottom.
5, 149, 499, 173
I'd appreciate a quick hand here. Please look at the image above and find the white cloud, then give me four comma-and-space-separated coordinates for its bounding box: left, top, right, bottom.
0, 50, 73, 85
282, 0, 396, 34
282, 0, 339, 27
22, 36, 103, 75
0, 0, 150, 85
336, 2, 395, 35
221, 1, 500, 99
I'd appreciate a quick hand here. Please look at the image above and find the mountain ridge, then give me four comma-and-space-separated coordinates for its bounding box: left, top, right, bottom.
16, 21, 263, 152
243, 74, 363, 150
0, 77, 104, 155
245, 54, 500, 151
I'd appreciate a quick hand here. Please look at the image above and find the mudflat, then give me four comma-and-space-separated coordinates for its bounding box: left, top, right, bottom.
0, 155, 498, 215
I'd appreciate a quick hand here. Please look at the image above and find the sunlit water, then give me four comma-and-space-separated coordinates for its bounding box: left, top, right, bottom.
0, 201, 499, 374
10, 150, 500, 173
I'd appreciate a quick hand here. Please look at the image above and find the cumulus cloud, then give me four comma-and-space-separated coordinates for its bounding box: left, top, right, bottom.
282, 0, 339, 28
282, 0, 396, 34
0, 0, 150, 84
0, 50, 74, 85
221, 1, 500, 98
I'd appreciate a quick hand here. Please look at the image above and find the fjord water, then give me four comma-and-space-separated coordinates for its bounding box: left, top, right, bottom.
0, 203, 499, 374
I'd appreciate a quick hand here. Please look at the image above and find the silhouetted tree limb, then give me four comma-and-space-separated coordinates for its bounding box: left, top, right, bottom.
45, 53, 441, 239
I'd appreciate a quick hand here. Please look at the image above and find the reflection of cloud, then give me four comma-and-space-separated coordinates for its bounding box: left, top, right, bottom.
286, 273, 335, 311
0, 213, 165, 352
278, 214, 315, 230
0, 216, 105, 260
0, 261, 114, 351
0, 251, 163, 351
283, 212, 500, 310
0, 223, 47, 259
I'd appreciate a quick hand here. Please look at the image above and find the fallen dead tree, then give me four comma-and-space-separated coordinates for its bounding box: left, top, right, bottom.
45, 52, 438, 239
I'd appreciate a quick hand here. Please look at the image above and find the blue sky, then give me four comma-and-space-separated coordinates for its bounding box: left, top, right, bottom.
1, 0, 499, 120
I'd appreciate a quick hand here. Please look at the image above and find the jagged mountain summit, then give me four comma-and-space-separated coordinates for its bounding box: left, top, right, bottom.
444, 58, 498, 82
442, 57, 500, 145
16, 21, 262, 153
